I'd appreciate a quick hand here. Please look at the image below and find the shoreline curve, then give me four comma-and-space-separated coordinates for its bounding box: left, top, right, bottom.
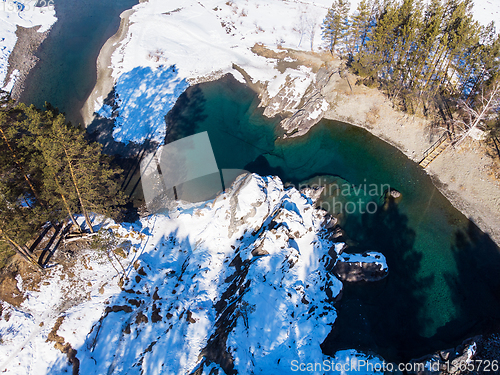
81, 4, 500, 247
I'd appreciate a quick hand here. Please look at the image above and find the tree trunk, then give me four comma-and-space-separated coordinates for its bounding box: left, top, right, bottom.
53, 174, 80, 230
62, 147, 94, 233
1, 233, 43, 270
456, 85, 500, 146
422, 45, 447, 91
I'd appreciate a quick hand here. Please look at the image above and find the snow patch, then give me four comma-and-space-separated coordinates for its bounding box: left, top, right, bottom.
0, 174, 385, 374
0, 2, 56, 89
108, 65, 189, 145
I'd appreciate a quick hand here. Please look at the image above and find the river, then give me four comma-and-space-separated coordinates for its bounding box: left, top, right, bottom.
18, 1, 500, 364
19, 0, 138, 125
160, 75, 500, 361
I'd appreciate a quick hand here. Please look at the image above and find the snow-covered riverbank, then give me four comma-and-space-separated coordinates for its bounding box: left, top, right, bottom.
83, 0, 335, 142
0, 2, 56, 94
0, 174, 388, 374
83, 0, 500, 144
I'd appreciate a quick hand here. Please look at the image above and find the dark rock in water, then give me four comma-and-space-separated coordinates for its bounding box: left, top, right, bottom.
328, 226, 345, 242
389, 189, 401, 198
322, 214, 338, 230
332, 252, 388, 282
409, 334, 500, 375
333, 261, 387, 282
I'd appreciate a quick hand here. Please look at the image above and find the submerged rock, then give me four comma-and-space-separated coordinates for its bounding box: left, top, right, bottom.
384, 187, 402, 201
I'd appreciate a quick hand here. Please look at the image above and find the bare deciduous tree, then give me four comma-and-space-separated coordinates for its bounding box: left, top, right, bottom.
454, 83, 500, 147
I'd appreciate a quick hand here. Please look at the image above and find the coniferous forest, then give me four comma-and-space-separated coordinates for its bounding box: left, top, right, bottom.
0, 92, 125, 269
322, 0, 500, 136
2, 0, 499, 271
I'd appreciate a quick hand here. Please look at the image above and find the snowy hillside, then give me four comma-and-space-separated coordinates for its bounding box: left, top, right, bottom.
471, 0, 500, 27
90, 0, 500, 145
109, 0, 330, 82
0, 1, 56, 91
90, 0, 334, 144
108, 0, 499, 85
0, 174, 387, 374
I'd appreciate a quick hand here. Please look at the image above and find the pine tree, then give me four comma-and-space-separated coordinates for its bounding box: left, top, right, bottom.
393, 0, 423, 89
0, 108, 45, 208
322, 0, 351, 54
0, 114, 47, 269
461, 22, 499, 99
0, 102, 127, 268
363, 0, 400, 78
34, 112, 125, 233
0, 191, 46, 270
348, 0, 374, 57
454, 83, 500, 146
345, 0, 498, 121
422, 0, 475, 94
409, 0, 444, 91
0, 102, 52, 269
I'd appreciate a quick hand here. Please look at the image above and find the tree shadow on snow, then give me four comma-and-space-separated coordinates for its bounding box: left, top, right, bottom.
164, 85, 207, 145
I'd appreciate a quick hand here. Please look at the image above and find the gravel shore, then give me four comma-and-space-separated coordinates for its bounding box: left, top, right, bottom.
81, 9, 134, 126
3, 25, 50, 100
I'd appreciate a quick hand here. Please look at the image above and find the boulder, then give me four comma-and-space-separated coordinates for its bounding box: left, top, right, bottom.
384, 187, 402, 201
332, 251, 388, 282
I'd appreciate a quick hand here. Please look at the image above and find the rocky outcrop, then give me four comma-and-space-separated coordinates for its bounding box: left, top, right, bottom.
0, 173, 392, 374
409, 334, 500, 375
67, 174, 349, 374
279, 67, 334, 137
331, 251, 388, 282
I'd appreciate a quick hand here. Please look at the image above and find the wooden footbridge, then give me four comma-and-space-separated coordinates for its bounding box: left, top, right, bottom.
419, 131, 453, 168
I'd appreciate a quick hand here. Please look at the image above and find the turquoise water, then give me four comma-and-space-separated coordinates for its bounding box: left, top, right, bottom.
20, 0, 138, 125
164, 75, 500, 361
17, 0, 500, 358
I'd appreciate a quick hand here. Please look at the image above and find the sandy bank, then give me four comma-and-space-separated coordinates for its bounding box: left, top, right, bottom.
81, 9, 135, 126
321, 64, 500, 245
